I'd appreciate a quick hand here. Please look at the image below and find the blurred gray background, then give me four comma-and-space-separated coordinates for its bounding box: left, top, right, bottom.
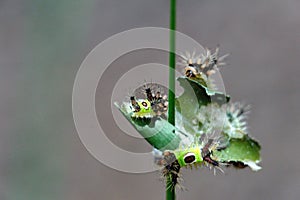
1, 0, 300, 199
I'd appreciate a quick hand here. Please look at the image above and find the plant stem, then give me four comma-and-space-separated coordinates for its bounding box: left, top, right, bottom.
168, 0, 176, 127
166, 175, 175, 200
167, 0, 176, 200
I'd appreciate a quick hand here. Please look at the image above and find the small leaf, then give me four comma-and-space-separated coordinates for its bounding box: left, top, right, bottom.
177, 76, 230, 107
115, 102, 183, 151
214, 135, 261, 171
175, 76, 230, 134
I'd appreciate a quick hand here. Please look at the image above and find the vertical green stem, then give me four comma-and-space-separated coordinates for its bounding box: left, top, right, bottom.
168, 0, 176, 126
167, 0, 176, 200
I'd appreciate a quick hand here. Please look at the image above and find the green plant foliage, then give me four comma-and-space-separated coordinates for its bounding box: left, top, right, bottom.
116, 45, 261, 200
176, 76, 230, 109
175, 76, 261, 170
115, 74, 261, 171
115, 102, 182, 151
214, 136, 261, 170
175, 76, 230, 136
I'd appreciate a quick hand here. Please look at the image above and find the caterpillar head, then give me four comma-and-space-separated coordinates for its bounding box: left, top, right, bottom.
133, 83, 169, 118
130, 96, 154, 118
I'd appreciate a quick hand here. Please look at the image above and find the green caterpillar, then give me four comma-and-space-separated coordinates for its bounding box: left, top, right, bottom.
130, 83, 168, 119
130, 97, 154, 118
160, 137, 221, 189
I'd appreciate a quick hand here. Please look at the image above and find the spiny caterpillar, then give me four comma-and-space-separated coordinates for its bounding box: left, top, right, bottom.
159, 134, 223, 189
191, 102, 251, 139
179, 47, 229, 78
130, 83, 168, 119
130, 96, 154, 118
226, 102, 250, 136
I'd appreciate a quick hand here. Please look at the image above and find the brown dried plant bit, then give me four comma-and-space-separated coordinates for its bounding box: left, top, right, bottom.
227, 161, 247, 169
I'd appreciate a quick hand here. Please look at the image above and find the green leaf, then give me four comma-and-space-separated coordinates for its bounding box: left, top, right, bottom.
175, 76, 230, 135
177, 76, 230, 107
115, 76, 262, 171
214, 135, 262, 171
115, 102, 183, 151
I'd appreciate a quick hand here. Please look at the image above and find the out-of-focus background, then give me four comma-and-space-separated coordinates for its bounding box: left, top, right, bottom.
1, 0, 300, 199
